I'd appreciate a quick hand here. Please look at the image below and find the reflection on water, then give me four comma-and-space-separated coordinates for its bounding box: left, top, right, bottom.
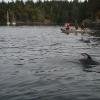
0, 26, 100, 100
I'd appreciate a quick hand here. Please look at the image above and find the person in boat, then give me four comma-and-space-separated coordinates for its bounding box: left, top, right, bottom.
81, 24, 85, 30
64, 23, 70, 30
80, 22, 88, 31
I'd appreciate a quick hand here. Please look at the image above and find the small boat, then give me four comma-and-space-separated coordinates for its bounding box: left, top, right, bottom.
61, 23, 95, 34
7, 11, 16, 26
61, 27, 85, 34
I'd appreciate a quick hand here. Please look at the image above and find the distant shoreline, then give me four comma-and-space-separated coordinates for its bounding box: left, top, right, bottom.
0, 22, 100, 30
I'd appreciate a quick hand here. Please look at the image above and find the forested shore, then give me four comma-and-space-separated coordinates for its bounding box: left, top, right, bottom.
0, 0, 100, 25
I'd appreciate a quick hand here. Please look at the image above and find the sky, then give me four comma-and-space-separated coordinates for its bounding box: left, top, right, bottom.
1, 0, 85, 2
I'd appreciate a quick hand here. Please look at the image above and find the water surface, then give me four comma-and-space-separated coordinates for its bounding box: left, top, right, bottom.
0, 26, 100, 100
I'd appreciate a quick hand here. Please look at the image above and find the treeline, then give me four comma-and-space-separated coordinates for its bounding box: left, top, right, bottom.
0, 0, 100, 25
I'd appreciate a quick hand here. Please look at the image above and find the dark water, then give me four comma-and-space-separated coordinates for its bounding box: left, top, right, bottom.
0, 26, 100, 100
